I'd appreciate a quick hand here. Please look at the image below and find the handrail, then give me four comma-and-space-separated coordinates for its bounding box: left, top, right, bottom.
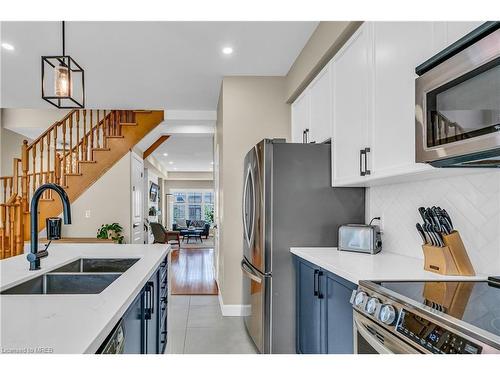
26, 110, 77, 151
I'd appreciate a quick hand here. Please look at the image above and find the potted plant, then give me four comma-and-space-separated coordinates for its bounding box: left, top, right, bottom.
97, 223, 124, 244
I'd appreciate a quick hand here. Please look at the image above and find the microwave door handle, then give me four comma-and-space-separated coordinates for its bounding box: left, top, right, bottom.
241, 259, 262, 284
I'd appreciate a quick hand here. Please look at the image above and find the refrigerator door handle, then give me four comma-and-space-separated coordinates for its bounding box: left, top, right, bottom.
242, 165, 255, 248
241, 259, 262, 284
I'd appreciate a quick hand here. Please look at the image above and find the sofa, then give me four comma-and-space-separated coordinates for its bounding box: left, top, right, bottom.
173, 219, 210, 239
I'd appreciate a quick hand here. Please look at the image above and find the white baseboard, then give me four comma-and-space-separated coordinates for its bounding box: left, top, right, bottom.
217, 290, 251, 317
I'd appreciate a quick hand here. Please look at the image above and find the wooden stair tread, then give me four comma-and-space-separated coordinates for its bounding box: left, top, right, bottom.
65, 173, 82, 177
78, 160, 97, 164
92, 147, 111, 151
105, 135, 125, 139
119, 122, 138, 126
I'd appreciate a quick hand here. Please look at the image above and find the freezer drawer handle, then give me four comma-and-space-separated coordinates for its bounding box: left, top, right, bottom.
241, 260, 262, 284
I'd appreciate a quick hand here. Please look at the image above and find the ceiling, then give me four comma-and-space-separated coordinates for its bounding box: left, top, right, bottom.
1, 21, 318, 110
154, 134, 214, 172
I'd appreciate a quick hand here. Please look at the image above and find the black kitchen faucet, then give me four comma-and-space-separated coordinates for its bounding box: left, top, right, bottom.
27, 183, 72, 270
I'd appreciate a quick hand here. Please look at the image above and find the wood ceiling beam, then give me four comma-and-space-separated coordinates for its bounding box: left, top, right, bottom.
143, 135, 170, 159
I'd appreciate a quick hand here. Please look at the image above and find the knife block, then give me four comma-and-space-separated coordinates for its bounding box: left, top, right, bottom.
421, 231, 475, 276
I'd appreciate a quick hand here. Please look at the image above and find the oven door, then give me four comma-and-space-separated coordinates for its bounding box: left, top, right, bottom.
353, 311, 421, 354
415, 27, 500, 167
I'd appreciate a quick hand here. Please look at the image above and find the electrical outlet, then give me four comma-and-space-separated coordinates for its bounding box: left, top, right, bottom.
85, 210, 91, 219
378, 214, 384, 233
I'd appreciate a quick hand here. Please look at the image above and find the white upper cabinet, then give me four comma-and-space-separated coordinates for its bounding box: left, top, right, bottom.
371, 22, 436, 178
292, 21, 485, 187
331, 23, 374, 186
309, 63, 332, 144
291, 90, 310, 143
291, 63, 332, 144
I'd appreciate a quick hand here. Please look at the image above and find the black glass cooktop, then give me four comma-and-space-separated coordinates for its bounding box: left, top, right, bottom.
378, 279, 500, 339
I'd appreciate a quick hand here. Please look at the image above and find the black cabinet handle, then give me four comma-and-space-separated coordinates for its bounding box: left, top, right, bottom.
313, 269, 319, 296
317, 271, 324, 299
149, 281, 155, 315
364, 147, 371, 176
360, 149, 366, 176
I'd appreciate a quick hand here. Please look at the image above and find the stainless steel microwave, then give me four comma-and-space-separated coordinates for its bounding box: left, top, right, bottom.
415, 22, 500, 167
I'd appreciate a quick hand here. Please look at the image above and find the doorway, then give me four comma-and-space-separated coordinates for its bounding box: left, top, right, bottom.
167, 188, 217, 295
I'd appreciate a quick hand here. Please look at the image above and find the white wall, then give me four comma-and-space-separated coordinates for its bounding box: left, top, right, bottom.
366, 171, 500, 275
0, 127, 32, 176
61, 152, 132, 243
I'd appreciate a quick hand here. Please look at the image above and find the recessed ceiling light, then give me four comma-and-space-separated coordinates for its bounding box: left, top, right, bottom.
163, 153, 168, 157
210, 161, 214, 165
173, 167, 178, 171
222, 46, 233, 55
1, 42, 14, 51
168, 161, 174, 165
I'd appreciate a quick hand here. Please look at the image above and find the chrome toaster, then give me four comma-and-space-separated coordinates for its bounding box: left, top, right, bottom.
338, 224, 382, 254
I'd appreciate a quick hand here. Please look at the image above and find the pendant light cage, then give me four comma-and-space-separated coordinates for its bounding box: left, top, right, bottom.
41, 21, 85, 108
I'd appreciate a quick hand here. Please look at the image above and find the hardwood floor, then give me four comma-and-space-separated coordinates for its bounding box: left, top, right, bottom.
171, 248, 218, 295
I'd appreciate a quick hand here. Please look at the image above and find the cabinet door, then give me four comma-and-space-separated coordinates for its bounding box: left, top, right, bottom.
332, 23, 373, 186
295, 258, 323, 354
291, 91, 310, 143
122, 289, 145, 354
322, 272, 356, 354
145, 269, 160, 354
372, 22, 435, 177
309, 63, 332, 144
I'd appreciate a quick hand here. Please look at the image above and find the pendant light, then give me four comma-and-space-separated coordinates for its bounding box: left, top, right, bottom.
42, 21, 85, 108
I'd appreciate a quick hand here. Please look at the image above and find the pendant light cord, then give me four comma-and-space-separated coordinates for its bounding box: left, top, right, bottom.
62, 20, 65, 56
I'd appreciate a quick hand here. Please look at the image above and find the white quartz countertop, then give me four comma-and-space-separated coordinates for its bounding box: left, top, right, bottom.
0, 243, 169, 354
290, 247, 486, 284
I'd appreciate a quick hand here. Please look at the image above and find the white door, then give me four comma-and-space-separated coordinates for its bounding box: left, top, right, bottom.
309, 63, 332, 144
371, 22, 436, 177
332, 23, 374, 186
131, 153, 144, 244
291, 90, 310, 143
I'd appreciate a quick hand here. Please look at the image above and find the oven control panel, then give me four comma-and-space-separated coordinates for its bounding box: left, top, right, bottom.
396, 309, 482, 354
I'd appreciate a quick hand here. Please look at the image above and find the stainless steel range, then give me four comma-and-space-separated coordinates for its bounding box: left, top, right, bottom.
351, 278, 500, 354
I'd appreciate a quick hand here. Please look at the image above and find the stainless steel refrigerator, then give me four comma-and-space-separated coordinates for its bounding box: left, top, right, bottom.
241, 139, 365, 354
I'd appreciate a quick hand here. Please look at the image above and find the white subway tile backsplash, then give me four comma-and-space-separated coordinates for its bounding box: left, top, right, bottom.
366, 171, 500, 275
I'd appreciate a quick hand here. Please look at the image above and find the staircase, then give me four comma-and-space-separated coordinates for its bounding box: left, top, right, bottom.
0, 109, 164, 259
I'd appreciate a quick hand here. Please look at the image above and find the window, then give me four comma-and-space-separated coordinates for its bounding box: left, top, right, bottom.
170, 189, 214, 225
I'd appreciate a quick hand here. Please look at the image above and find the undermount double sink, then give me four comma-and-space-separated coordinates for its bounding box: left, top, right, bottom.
1, 258, 139, 295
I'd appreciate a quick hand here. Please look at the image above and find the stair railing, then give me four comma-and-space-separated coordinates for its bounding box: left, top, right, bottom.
0, 109, 136, 259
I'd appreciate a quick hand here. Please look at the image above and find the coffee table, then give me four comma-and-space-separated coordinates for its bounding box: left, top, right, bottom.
180, 229, 203, 243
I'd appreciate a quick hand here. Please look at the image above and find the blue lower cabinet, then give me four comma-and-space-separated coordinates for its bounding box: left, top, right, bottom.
295, 258, 323, 354
322, 271, 357, 354
294, 256, 357, 354
145, 269, 160, 354
103, 255, 168, 354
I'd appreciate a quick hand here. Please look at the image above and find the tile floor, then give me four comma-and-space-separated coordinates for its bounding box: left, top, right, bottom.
165, 295, 258, 354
